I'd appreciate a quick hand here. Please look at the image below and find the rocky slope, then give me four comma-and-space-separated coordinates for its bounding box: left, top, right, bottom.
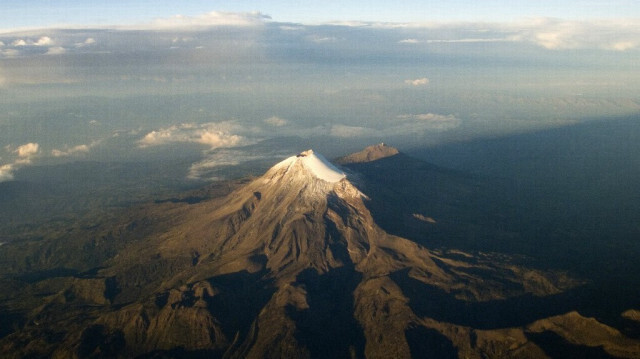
1, 147, 639, 358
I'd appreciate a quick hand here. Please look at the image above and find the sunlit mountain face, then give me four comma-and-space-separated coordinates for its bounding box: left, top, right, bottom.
2, 145, 640, 358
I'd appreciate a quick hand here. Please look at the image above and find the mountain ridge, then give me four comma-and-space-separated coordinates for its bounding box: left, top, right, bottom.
1, 146, 639, 358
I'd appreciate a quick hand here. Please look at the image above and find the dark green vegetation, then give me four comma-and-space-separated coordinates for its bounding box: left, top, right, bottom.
1, 117, 640, 358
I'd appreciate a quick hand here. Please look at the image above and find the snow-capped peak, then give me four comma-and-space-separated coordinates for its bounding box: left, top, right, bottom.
272, 149, 346, 183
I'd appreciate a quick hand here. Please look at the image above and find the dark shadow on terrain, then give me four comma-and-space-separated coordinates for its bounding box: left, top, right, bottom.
135, 348, 223, 359
341, 153, 534, 266
206, 269, 276, 344
0, 306, 25, 339
154, 196, 205, 205
527, 331, 620, 359
15, 267, 80, 283
390, 269, 640, 334
288, 266, 366, 359
346, 117, 640, 274
103, 276, 120, 303
405, 324, 457, 359
77, 324, 126, 358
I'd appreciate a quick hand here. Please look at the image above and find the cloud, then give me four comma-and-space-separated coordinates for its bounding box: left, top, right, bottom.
0, 48, 20, 58
0, 164, 14, 182
11, 39, 27, 46
138, 122, 248, 149
308, 35, 340, 43
187, 149, 269, 180
373, 17, 640, 51
45, 46, 66, 55
505, 18, 640, 51
51, 141, 99, 157
264, 116, 288, 127
75, 37, 96, 47
425, 38, 511, 44
141, 11, 270, 30
0, 142, 40, 182
280, 25, 304, 31
329, 113, 461, 139
405, 77, 429, 86
14, 142, 39, 161
397, 113, 461, 130
330, 124, 375, 138
34, 36, 53, 46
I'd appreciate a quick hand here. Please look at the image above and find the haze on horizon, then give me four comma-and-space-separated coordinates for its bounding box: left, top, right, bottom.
1, 2, 639, 183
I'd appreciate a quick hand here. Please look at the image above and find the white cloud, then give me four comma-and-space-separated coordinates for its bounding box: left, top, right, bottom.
264, 116, 288, 127
368, 17, 640, 51
34, 36, 53, 46
45, 46, 66, 55
506, 18, 640, 51
141, 11, 270, 30
308, 35, 339, 43
138, 122, 248, 149
0, 41, 4, 47
405, 77, 429, 86
14, 142, 39, 161
187, 149, 268, 180
0, 142, 40, 182
397, 113, 461, 130
75, 37, 96, 47
425, 38, 511, 44
11, 39, 27, 46
51, 141, 98, 157
280, 25, 304, 31
0, 163, 14, 182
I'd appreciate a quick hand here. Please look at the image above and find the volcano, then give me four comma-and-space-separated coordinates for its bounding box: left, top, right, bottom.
1, 146, 640, 358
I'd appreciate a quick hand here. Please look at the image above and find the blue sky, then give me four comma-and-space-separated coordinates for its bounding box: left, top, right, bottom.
2, 0, 639, 30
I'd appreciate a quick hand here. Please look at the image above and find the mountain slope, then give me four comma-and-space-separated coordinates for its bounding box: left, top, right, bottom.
1, 148, 639, 358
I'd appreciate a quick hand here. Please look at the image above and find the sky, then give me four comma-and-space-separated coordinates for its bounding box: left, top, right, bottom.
1, 2, 639, 183
2, 0, 640, 30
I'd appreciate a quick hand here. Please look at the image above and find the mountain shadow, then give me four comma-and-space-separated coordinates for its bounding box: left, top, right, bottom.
405, 325, 457, 359
206, 269, 277, 342
288, 266, 366, 359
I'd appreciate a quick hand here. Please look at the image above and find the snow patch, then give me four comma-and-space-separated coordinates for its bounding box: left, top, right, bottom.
272, 149, 346, 183
298, 150, 346, 183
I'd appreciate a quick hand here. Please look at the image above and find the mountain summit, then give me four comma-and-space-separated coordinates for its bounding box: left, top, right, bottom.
274, 149, 346, 183
335, 143, 400, 164
2, 147, 639, 358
